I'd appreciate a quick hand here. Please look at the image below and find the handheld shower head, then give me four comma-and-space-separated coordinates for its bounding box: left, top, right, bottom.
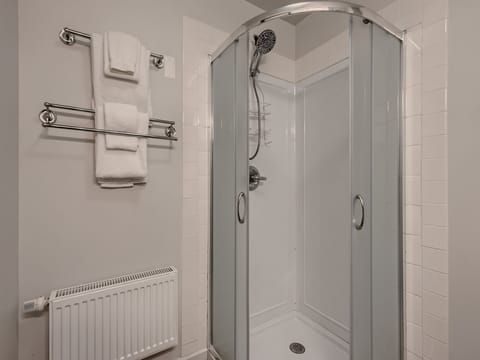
250, 29, 276, 77
255, 29, 276, 55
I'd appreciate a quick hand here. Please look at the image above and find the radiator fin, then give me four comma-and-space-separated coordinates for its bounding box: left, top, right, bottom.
49, 267, 178, 360
51, 267, 174, 299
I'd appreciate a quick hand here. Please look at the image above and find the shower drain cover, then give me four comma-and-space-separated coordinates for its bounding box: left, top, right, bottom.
289, 342, 306, 354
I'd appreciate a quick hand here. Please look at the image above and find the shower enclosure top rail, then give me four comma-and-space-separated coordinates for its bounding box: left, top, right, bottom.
211, 1, 404, 61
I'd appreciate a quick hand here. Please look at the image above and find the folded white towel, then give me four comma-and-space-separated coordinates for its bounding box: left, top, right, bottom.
91, 33, 151, 188
104, 102, 139, 151
104, 32, 142, 82
107, 32, 139, 73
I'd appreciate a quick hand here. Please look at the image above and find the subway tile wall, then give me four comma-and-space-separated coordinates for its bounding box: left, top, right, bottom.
182, 17, 229, 359
395, 0, 449, 359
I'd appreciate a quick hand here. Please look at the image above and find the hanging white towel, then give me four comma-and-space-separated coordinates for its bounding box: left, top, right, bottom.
90, 33, 151, 188
104, 102, 139, 151
103, 32, 142, 82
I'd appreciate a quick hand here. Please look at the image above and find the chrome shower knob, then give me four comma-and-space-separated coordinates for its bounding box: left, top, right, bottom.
249, 165, 267, 191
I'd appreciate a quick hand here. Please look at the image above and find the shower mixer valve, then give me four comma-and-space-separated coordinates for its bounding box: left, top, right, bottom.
249, 165, 267, 191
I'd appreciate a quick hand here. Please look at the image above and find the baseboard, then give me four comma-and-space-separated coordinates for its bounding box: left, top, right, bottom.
178, 348, 208, 360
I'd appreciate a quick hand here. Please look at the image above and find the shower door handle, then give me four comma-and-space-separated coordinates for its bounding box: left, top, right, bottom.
353, 194, 365, 230
237, 192, 246, 224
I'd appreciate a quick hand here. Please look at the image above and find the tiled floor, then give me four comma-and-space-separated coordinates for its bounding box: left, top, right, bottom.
250, 313, 349, 360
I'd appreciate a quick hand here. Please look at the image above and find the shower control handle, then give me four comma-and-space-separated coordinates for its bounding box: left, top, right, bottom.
237, 192, 246, 224
249, 165, 266, 191
353, 194, 365, 230
252, 174, 267, 182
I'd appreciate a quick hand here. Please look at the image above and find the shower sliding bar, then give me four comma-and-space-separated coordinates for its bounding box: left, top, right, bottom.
59, 27, 165, 69
39, 102, 178, 141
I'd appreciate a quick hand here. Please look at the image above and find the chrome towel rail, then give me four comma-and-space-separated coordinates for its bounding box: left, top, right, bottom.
39, 102, 177, 141
59, 27, 165, 69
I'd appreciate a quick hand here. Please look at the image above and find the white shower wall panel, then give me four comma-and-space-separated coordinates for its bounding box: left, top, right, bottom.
249, 75, 297, 328
295, 62, 351, 342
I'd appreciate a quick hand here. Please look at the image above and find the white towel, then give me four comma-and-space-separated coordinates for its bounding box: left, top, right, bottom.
91, 33, 151, 188
104, 32, 141, 82
104, 102, 139, 151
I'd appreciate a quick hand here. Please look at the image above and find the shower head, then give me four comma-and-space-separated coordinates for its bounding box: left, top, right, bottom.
254, 29, 276, 55
250, 29, 276, 77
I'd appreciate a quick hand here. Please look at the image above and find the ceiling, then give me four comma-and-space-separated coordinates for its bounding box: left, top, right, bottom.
245, 0, 396, 25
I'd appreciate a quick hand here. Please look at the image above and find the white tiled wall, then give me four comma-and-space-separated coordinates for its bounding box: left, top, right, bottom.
396, 0, 449, 359
181, 17, 228, 359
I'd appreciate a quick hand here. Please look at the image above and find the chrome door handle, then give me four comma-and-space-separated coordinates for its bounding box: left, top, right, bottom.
353, 194, 365, 230
237, 192, 246, 224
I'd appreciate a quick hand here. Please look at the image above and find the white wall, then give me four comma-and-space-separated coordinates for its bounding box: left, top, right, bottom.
18, 1, 182, 358
295, 65, 351, 341
448, 1, 480, 359
16, 1, 264, 359
248, 76, 296, 327
0, 0, 18, 358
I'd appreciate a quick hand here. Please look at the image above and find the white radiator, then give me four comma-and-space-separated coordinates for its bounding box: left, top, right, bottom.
49, 267, 178, 360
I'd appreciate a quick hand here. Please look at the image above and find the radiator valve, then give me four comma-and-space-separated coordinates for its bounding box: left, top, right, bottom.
23, 296, 49, 314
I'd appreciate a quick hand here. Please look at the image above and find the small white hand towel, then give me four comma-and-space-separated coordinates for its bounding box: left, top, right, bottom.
104, 102, 139, 151
91, 33, 151, 188
104, 32, 141, 82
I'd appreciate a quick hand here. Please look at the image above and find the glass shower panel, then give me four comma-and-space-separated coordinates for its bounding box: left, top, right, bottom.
350, 16, 402, 360
350, 15, 373, 360
371, 25, 402, 360
210, 34, 249, 360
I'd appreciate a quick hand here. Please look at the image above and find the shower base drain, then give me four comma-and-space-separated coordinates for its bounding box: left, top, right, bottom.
289, 342, 306, 354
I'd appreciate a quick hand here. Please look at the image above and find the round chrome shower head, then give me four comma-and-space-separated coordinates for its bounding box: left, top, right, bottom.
255, 29, 276, 54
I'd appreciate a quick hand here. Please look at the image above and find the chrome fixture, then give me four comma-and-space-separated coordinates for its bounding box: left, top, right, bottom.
212, 1, 403, 61
353, 194, 365, 230
249, 29, 276, 77
289, 342, 306, 354
249, 165, 267, 191
249, 29, 276, 160
59, 27, 165, 69
39, 102, 178, 141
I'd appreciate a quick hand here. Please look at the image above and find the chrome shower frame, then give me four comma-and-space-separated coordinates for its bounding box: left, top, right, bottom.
212, 1, 403, 62
208, 2, 405, 360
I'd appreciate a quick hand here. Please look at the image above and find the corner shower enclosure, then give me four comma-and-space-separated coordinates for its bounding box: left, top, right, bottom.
210, 2, 403, 360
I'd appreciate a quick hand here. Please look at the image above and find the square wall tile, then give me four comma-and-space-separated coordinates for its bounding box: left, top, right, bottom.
423, 204, 448, 227
423, 290, 448, 320
405, 146, 422, 176
405, 176, 421, 205
422, 247, 448, 273
406, 235, 422, 265
405, 116, 422, 146
423, 269, 448, 296
406, 322, 423, 356
423, 88, 447, 115
423, 225, 448, 250
406, 293, 422, 325
423, 112, 447, 136
423, 334, 449, 360
423, 158, 448, 181
423, 313, 448, 343
405, 85, 423, 117
422, 181, 448, 204
405, 205, 422, 235
422, 135, 447, 159
406, 264, 422, 296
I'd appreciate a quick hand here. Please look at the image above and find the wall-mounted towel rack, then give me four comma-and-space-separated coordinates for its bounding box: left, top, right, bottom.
39, 102, 178, 141
59, 27, 165, 69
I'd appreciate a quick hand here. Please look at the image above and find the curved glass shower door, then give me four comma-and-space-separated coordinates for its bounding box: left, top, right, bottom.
210, 34, 249, 360
210, 7, 402, 360
350, 17, 402, 360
